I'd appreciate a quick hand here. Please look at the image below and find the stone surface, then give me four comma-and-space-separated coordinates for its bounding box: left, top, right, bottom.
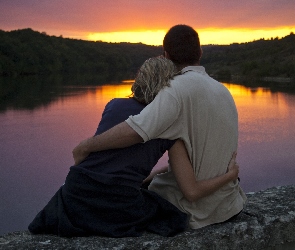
1, 185, 295, 250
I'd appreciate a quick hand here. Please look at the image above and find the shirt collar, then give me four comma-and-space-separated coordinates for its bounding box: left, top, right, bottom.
181, 66, 205, 74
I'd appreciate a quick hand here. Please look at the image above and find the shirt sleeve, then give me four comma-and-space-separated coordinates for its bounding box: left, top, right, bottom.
126, 89, 181, 142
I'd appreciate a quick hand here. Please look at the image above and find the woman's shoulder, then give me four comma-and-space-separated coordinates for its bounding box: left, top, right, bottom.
107, 98, 144, 108
95, 98, 145, 135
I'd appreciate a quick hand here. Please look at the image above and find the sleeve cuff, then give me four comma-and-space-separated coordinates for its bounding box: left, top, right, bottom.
126, 117, 150, 142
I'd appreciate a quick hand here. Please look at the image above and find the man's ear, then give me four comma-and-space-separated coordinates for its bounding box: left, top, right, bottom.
164, 51, 171, 59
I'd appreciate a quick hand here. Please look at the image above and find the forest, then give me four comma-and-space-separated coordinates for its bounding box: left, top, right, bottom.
0, 28, 294, 81
0, 28, 162, 78
201, 33, 295, 81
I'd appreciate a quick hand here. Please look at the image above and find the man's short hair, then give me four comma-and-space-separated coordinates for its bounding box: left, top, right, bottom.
163, 24, 201, 65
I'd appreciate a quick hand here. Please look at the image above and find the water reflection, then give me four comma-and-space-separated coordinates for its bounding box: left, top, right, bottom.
225, 83, 295, 143
224, 83, 295, 192
0, 72, 134, 112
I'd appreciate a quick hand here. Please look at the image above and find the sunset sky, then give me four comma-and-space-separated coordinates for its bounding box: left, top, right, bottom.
1, 0, 294, 45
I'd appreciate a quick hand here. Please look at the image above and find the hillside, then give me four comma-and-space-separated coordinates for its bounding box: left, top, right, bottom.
0, 28, 162, 78
201, 33, 295, 80
0, 28, 294, 80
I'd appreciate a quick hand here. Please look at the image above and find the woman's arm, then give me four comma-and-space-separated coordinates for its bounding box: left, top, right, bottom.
168, 140, 239, 202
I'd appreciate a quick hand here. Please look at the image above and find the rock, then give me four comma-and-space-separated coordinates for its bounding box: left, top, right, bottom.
1, 185, 295, 250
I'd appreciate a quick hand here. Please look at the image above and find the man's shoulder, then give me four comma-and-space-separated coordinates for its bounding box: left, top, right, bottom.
168, 70, 208, 92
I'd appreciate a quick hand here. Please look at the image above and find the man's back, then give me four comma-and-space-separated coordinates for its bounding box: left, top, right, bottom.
127, 66, 247, 228
174, 67, 239, 179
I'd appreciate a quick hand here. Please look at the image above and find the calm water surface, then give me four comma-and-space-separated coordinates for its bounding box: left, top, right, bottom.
1, 77, 295, 235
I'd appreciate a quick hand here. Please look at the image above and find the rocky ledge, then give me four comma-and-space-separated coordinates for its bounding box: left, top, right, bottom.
1, 185, 295, 250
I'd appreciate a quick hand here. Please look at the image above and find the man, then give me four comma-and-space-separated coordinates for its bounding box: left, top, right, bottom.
73, 24, 247, 229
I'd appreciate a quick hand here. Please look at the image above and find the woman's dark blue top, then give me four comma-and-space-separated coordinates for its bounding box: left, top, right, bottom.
71, 98, 175, 187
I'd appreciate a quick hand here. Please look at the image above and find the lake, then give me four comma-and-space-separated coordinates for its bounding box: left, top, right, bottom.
1, 75, 295, 236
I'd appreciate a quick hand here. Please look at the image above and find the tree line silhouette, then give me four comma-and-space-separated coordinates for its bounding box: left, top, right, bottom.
0, 28, 162, 78
0, 28, 294, 80
201, 32, 295, 81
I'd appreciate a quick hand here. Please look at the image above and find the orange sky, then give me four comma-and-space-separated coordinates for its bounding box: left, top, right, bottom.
1, 0, 294, 45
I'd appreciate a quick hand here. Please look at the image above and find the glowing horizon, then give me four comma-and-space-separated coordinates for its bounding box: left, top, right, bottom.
3, 26, 294, 46
86, 27, 295, 45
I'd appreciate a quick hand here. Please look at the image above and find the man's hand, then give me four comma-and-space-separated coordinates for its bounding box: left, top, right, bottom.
72, 137, 92, 165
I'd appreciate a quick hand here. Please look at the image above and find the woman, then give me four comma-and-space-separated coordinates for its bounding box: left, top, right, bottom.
28, 57, 239, 238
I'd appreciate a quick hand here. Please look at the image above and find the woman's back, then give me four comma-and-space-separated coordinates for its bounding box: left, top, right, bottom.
71, 98, 175, 187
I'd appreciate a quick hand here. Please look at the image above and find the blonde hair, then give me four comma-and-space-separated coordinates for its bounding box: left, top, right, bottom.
132, 56, 177, 104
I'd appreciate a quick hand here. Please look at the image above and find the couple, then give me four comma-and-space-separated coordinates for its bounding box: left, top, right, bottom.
29, 25, 246, 237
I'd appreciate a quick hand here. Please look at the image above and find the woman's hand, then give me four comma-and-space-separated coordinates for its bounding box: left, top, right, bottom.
227, 152, 239, 181
143, 165, 169, 184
